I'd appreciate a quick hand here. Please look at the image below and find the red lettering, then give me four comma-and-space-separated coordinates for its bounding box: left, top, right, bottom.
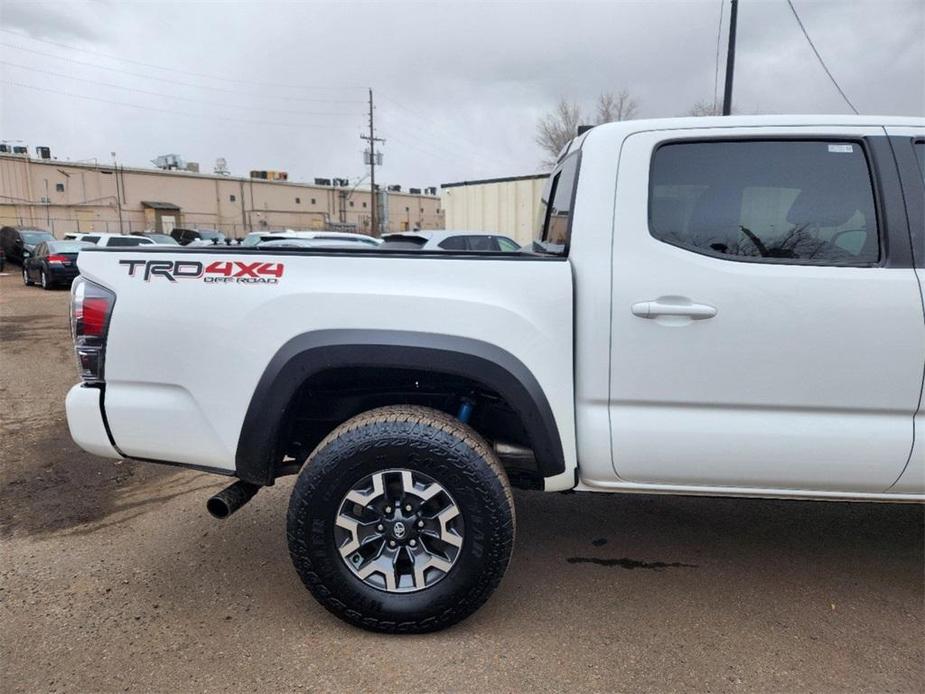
205, 261, 234, 277
233, 261, 262, 278
258, 262, 284, 278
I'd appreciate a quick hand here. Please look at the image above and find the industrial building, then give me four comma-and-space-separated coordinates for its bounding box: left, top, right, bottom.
440, 174, 548, 245
0, 152, 443, 237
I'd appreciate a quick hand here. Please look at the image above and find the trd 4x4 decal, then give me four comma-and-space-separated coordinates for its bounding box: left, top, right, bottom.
119, 259, 284, 284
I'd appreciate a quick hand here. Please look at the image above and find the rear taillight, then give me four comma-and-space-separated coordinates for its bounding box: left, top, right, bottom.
47, 254, 67, 264
70, 277, 116, 384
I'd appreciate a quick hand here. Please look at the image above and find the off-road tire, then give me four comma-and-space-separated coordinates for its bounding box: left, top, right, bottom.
287, 405, 515, 633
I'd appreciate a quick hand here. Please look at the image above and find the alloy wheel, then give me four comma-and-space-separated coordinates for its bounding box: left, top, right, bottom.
334, 468, 464, 593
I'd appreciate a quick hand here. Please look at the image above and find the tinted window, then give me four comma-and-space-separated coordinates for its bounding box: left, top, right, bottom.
108, 237, 148, 247
649, 141, 879, 265
82, 236, 100, 244
20, 230, 55, 245
438, 236, 470, 251
534, 153, 579, 255
466, 236, 501, 251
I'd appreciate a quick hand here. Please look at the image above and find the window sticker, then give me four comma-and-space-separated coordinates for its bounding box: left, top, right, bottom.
827, 144, 854, 153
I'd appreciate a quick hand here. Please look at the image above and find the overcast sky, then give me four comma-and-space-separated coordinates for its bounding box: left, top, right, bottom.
1, 0, 922, 188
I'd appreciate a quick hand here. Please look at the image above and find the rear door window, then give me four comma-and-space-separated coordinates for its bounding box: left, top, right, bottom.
649, 140, 880, 265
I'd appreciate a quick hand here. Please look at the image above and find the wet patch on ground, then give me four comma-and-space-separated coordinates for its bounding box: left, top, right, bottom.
567, 556, 698, 570
0, 419, 176, 538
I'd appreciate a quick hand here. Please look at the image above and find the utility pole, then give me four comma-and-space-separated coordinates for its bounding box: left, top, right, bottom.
361, 88, 385, 236
722, 0, 739, 116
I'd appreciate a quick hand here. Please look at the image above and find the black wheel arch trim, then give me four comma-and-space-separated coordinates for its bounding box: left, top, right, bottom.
234, 329, 566, 485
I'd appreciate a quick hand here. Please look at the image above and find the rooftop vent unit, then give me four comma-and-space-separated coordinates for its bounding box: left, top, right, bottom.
387, 184, 401, 192
13, 146, 28, 155
36, 146, 51, 159
333, 178, 349, 187
185, 161, 200, 173
0, 144, 10, 153
426, 186, 437, 196
409, 187, 422, 195
153, 154, 184, 170
314, 178, 332, 186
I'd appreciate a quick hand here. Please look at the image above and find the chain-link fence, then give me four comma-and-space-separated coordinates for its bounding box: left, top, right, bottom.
0, 215, 332, 239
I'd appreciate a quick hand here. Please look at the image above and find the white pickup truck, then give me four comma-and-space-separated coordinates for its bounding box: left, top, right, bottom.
66, 116, 925, 632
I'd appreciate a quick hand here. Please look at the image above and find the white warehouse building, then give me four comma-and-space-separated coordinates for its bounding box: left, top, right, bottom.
440, 174, 548, 245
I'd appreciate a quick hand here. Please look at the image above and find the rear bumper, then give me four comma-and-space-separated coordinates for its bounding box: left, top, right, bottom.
48, 266, 80, 282
65, 384, 120, 458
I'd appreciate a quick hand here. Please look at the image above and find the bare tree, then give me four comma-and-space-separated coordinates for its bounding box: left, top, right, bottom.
536, 90, 640, 166
535, 98, 583, 165
596, 90, 639, 123
685, 99, 734, 116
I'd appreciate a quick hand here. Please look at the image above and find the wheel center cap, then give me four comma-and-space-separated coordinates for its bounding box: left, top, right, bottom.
392, 521, 407, 539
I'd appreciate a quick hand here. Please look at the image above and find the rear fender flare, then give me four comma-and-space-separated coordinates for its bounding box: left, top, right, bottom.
234, 329, 565, 485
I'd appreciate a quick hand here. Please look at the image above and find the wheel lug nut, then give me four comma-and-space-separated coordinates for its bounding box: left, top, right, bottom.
404, 504, 412, 512
388, 539, 396, 547
376, 524, 384, 532
384, 506, 392, 514
417, 520, 424, 528
409, 539, 417, 547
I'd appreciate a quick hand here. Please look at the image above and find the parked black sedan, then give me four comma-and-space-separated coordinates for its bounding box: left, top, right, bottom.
22, 240, 94, 289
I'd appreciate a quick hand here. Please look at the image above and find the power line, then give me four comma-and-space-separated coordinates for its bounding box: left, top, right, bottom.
0, 42, 366, 104
0, 60, 362, 117
712, 0, 725, 114
2, 81, 363, 130
378, 94, 496, 154
377, 96, 510, 169
785, 0, 859, 114
0, 27, 367, 92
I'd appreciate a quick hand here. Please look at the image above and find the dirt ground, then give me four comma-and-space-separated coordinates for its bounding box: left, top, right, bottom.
0, 269, 922, 693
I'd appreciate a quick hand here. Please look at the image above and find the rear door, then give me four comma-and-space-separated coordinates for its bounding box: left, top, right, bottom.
608, 125, 924, 493
883, 126, 925, 493
30, 242, 46, 279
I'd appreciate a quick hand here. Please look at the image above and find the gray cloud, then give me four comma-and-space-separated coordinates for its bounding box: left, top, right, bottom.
1, 0, 922, 187
1, 0, 103, 42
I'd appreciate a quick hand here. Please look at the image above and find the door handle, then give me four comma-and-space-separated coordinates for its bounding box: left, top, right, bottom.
631, 298, 717, 319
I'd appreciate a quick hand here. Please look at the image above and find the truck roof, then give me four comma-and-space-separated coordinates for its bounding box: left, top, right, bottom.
563, 114, 925, 159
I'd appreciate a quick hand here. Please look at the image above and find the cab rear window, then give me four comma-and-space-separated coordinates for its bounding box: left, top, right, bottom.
534, 153, 579, 255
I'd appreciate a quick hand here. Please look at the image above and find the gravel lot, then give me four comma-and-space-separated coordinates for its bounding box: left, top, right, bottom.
1, 270, 923, 693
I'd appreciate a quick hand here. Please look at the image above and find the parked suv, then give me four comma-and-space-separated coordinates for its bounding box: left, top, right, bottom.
131, 232, 180, 245
381, 230, 520, 251
63, 233, 156, 248
0, 226, 56, 265
171, 228, 227, 246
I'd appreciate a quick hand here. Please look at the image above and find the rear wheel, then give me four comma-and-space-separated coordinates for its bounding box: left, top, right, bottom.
22, 267, 33, 286
287, 405, 515, 633
40, 270, 52, 290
